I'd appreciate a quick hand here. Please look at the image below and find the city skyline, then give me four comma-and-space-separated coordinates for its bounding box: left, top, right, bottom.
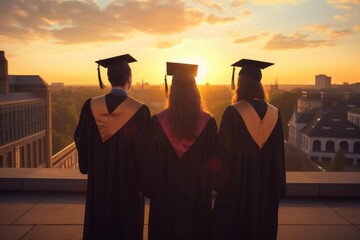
1, 0, 360, 86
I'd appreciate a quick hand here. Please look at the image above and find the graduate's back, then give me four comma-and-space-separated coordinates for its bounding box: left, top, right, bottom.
210, 59, 286, 240
140, 62, 218, 240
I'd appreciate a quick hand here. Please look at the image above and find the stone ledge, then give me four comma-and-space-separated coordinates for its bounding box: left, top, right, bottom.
0, 168, 359, 197
0, 168, 86, 192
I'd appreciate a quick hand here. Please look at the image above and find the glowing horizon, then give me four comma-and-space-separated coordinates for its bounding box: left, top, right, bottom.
1, 0, 360, 86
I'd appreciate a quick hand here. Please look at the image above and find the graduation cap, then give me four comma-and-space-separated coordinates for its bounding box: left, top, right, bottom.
164, 62, 198, 96
95, 54, 137, 89
231, 59, 274, 89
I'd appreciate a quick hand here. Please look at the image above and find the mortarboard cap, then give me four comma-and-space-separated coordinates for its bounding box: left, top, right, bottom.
95, 54, 137, 89
230, 59, 273, 89
163, 62, 198, 96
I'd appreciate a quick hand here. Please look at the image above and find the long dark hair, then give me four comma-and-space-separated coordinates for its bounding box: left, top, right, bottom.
168, 84, 205, 140
232, 75, 266, 103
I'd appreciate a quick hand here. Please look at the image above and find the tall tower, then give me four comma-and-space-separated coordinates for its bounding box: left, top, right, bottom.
315, 74, 331, 89
0, 51, 9, 95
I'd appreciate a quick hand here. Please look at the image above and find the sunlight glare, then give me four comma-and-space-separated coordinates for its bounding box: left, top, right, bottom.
179, 56, 208, 85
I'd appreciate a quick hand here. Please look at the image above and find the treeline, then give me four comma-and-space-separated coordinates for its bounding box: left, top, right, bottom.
52, 87, 104, 154
269, 89, 300, 140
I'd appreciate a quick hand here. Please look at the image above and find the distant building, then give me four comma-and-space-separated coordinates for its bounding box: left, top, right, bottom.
297, 91, 323, 112
0, 51, 52, 168
289, 99, 360, 165
348, 108, 360, 127
336, 82, 360, 93
315, 74, 331, 89
297, 90, 360, 112
288, 109, 315, 149
269, 79, 284, 96
51, 82, 64, 89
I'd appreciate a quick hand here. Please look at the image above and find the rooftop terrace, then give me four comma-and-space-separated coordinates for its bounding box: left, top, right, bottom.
1, 169, 360, 240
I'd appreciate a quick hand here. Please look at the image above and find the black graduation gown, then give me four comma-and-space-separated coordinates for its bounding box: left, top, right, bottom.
139, 112, 218, 240
210, 100, 286, 240
74, 93, 151, 240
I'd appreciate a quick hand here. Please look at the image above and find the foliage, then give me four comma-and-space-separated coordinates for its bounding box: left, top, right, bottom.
269, 91, 297, 140
51, 87, 104, 154
328, 149, 346, 172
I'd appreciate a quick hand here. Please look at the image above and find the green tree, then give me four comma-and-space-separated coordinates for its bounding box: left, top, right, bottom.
51, 86, 105, 154
52, 99, 78, 154
329, 149, 346, 172
269, 91, 297, 140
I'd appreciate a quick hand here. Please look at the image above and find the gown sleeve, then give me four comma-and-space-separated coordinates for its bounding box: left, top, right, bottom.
139, 116, 160, 198
208, 106, 237, 190
74, 99, 91, 174
201, 117, 218, 187
131, 105, 151, 172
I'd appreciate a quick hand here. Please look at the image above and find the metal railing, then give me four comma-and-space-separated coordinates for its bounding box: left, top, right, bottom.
52, 142, 78, 169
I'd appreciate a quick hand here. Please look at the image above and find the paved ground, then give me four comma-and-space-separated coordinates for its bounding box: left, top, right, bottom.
0, 192, 359, 240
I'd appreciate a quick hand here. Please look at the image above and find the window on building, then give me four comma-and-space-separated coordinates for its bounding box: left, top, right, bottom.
0, 156, 3, 167
354, 142, 360, 153
325, 141, 335, 152
313, 140, 321, 152
340, 141, 349, 153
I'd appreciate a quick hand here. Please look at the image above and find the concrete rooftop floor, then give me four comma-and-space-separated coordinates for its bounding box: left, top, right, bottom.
0, 191, 360, 240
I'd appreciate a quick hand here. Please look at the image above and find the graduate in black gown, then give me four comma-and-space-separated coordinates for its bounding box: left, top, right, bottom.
209, 59, 286, 240
74, 54, 151, 240
140, 62, 217, 240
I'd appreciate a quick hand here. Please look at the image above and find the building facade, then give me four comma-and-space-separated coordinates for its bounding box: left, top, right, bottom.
348, 108, 360, 127
315, 74, 331, 89
0, 51, 52, 168
289, 91, 360, 166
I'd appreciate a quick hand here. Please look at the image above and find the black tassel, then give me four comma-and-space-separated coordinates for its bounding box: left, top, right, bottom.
164, 73, 168, 98
97, 64, 105, 89
231, 66, 235, 90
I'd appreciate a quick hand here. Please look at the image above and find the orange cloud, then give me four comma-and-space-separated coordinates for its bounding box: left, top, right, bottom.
241, 9, 252, 16
264, 33, 333, 49
334, 14, 347, 21
254, 0, 299, 4
328, 0, 360, 4
327, 0, 360, 9
233, 32, 268, 44
192, 0, 224, 12
0, 0, 232, 44
329, 29, 352, 38
301, 24, 330, 32
354, 25, 360, 32
299, 25, 352, 39
206, 14, 237, 24
154, 40, 182, 49
230, 0, 248, 7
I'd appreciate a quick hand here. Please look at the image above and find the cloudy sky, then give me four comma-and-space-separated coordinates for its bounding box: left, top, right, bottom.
1, 0, 359, 86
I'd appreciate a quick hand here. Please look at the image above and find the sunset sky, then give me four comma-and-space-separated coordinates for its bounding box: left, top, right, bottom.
1, 0, 359, 86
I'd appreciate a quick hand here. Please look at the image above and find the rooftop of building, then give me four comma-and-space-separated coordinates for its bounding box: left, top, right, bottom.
0, 169, 360, 240
9, 75, 49, 88
301, 111, 360, 139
